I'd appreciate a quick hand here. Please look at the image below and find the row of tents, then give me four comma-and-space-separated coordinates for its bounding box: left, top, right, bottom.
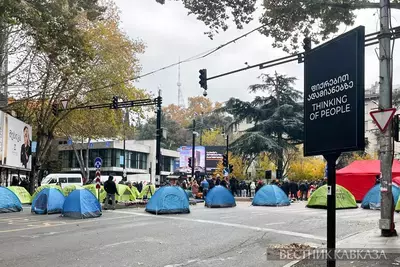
2, 183, 156, 205
0, 186, 101, 218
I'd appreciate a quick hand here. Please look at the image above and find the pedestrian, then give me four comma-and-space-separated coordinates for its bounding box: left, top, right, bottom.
299, 180, 308, 201
201, 178, 209, 199
290, 181, 298, 200
281, 178, 290, 196
192, 180, 199, 197
220, 177, 228, 188
250, 181, 256, 197
215, 175, 221, 186
104, 175, 119, 210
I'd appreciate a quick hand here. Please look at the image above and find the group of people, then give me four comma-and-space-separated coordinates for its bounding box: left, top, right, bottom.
274, 178, 327, 200
10, 177, 30, 192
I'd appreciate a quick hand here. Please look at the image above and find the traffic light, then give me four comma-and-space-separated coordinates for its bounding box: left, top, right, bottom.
157, 96, 162, 106
222, 154, 227, 167
265, 170, 272, 180
394, 114, 400, 142
188, 157, 192, 168
276, 169, 283, 179
303, 37, 312, 51
199, 69, 207, 90
52, 103, 59, 116
112, 96, 118, 109
229, 164, 233, 173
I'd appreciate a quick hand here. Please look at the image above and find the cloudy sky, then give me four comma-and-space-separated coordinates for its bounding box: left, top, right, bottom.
115, 0, 400, 106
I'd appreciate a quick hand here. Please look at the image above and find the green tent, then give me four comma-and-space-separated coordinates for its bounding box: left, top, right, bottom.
116, 184, 136, 202
307, 185, 357, 209
131, 186, 140, 199
7, 186, 32, 204
62, 185, 83, 196
395, 196, 400, 212
139, 184, 156, 199
32, 185, 64, 199
83, 184, 106, 202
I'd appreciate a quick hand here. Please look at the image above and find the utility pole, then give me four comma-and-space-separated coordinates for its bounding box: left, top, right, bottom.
155, 89, 162, 185
191, 119, 196, 180
122, 110, 128, 181
379, 0, 396, 237
199, 112, 204, 146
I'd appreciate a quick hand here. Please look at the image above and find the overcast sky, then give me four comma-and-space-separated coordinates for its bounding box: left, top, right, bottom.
115, 0, 400, 106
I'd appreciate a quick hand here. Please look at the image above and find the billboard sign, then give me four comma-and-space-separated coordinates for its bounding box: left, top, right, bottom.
205, 146, 225, 171
2, 112, 33, 170
304, 26, 365, 156
179, 146, 205, 168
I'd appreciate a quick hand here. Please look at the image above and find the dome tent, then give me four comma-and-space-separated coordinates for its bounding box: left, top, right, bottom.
139, 184, 156, 199
252, 185, 290, 206
31, 188, 65, 214
307, 185, 357, 209
0, 187, 22, 213
83, 184, 106, 202
62, 185, 84, 196
145, 186, 190, 214
205, 186, 236, 208
362, 184, 400, 209
32, 185, 64, 200
116, 184, 136, 202
62, 189, 102, 219
7, 186, 31, 204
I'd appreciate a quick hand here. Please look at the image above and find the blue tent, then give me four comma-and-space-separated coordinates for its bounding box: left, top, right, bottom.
62, 189, 102, 219
146, 186, 190, 214
361, 184, 400, 209
205, 185, 236, 208
0, 187, 22, 213
252, 185, 290, 206
31, 188, 65, 214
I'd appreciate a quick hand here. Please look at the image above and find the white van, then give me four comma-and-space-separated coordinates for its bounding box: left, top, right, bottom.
41, 173, 83, 188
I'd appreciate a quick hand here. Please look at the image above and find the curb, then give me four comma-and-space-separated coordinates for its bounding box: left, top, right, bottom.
235, 197, 252, 202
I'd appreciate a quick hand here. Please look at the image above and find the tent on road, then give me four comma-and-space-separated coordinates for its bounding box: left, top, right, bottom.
145, 186, 189, 214
252, 185, 290, 206
307, 185, 357, 209
83, 184, 106, 202
116, 184, 136, 202
205, 185, 236, 208
131, 186, 140, 199
7, 186, 31, 204
0, 187, 22, 213
31, 188, 65, 214
62, 185, 83, 196
62, 189, 102, 219
139, 184, 156, 199
361, 184, 400, 209
337, 160, 400, 201
32, 185, 64, 200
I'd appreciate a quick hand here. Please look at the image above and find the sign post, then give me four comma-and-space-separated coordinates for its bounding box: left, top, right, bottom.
304, 26, 365, 266
94, 157, 102, 200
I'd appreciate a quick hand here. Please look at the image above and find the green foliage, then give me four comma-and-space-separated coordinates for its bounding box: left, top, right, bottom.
220, 72, 303, 170
162, 0, 399, 52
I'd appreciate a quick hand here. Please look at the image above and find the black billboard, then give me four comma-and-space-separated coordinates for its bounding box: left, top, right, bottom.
205, 146, 225, 171
304, 26, 365, 156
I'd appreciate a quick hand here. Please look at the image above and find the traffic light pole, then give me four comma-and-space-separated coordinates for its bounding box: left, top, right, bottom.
155, 91, 162, 185
226, 134, 229, 174
191, 119, 196, 180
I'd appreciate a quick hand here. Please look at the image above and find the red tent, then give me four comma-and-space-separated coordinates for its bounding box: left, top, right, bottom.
336, 160, 400, 201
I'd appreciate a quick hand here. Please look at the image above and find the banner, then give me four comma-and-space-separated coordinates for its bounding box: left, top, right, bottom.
179, 146, 205, 168
2, 113, 32, 170
205, 146, 225, 171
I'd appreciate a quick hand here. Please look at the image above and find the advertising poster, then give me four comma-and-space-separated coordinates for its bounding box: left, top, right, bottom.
179, 146, 205, 168
205, 146, 225, 171
2, 113, 33, 170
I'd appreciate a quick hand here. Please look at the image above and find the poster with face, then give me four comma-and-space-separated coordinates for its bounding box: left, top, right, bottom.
2, 113, 32, 170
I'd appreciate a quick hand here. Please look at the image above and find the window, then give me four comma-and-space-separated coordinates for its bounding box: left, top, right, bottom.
162, 157, 171, 172
49, 178, 57, 184
59, 177, 68, 183
68, 177, 81, 183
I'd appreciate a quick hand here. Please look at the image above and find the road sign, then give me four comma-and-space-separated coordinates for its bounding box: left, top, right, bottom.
95, 177, 101, 184
304, 26, 365, 156
95, 170, 101, 178
370, 108, 396, 132
94, 157, 102, 168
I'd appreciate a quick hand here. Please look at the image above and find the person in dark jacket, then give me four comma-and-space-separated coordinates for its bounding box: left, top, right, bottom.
104, 176, 119, 210
215, 175, 221, 186
289, 181, 298, 200
281, 178, 290, 196
299, 181, 308, 201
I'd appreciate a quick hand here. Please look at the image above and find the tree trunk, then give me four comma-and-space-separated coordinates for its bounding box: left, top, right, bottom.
85, 138, 90, 184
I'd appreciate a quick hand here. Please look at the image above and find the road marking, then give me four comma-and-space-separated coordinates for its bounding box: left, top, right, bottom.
264, 222, 285, 226
0, 215, 136, 234
219, 216, 236, 219
104, 240, 136, 248
110, 210, 326, 241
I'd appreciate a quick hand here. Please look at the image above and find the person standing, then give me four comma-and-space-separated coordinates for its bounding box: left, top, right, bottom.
104, 175, 119, 210
201, 178, 209, 199
192, 180, 199, 197
250, 181, 256, 197
281, 178, 290, 197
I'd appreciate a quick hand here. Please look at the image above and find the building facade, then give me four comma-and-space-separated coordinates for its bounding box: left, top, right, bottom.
57, 139, 179, 185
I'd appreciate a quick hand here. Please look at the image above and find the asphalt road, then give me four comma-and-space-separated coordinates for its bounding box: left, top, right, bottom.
0, 201, 389, 267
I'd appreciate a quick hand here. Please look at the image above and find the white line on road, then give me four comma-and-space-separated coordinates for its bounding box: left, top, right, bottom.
104, 240, 136, 248
110, 210, 327, 241
219, 216, 236, 219
264, 222, 285, 226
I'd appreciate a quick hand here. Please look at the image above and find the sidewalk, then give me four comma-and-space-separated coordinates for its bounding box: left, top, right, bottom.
292, 229, 400, 267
